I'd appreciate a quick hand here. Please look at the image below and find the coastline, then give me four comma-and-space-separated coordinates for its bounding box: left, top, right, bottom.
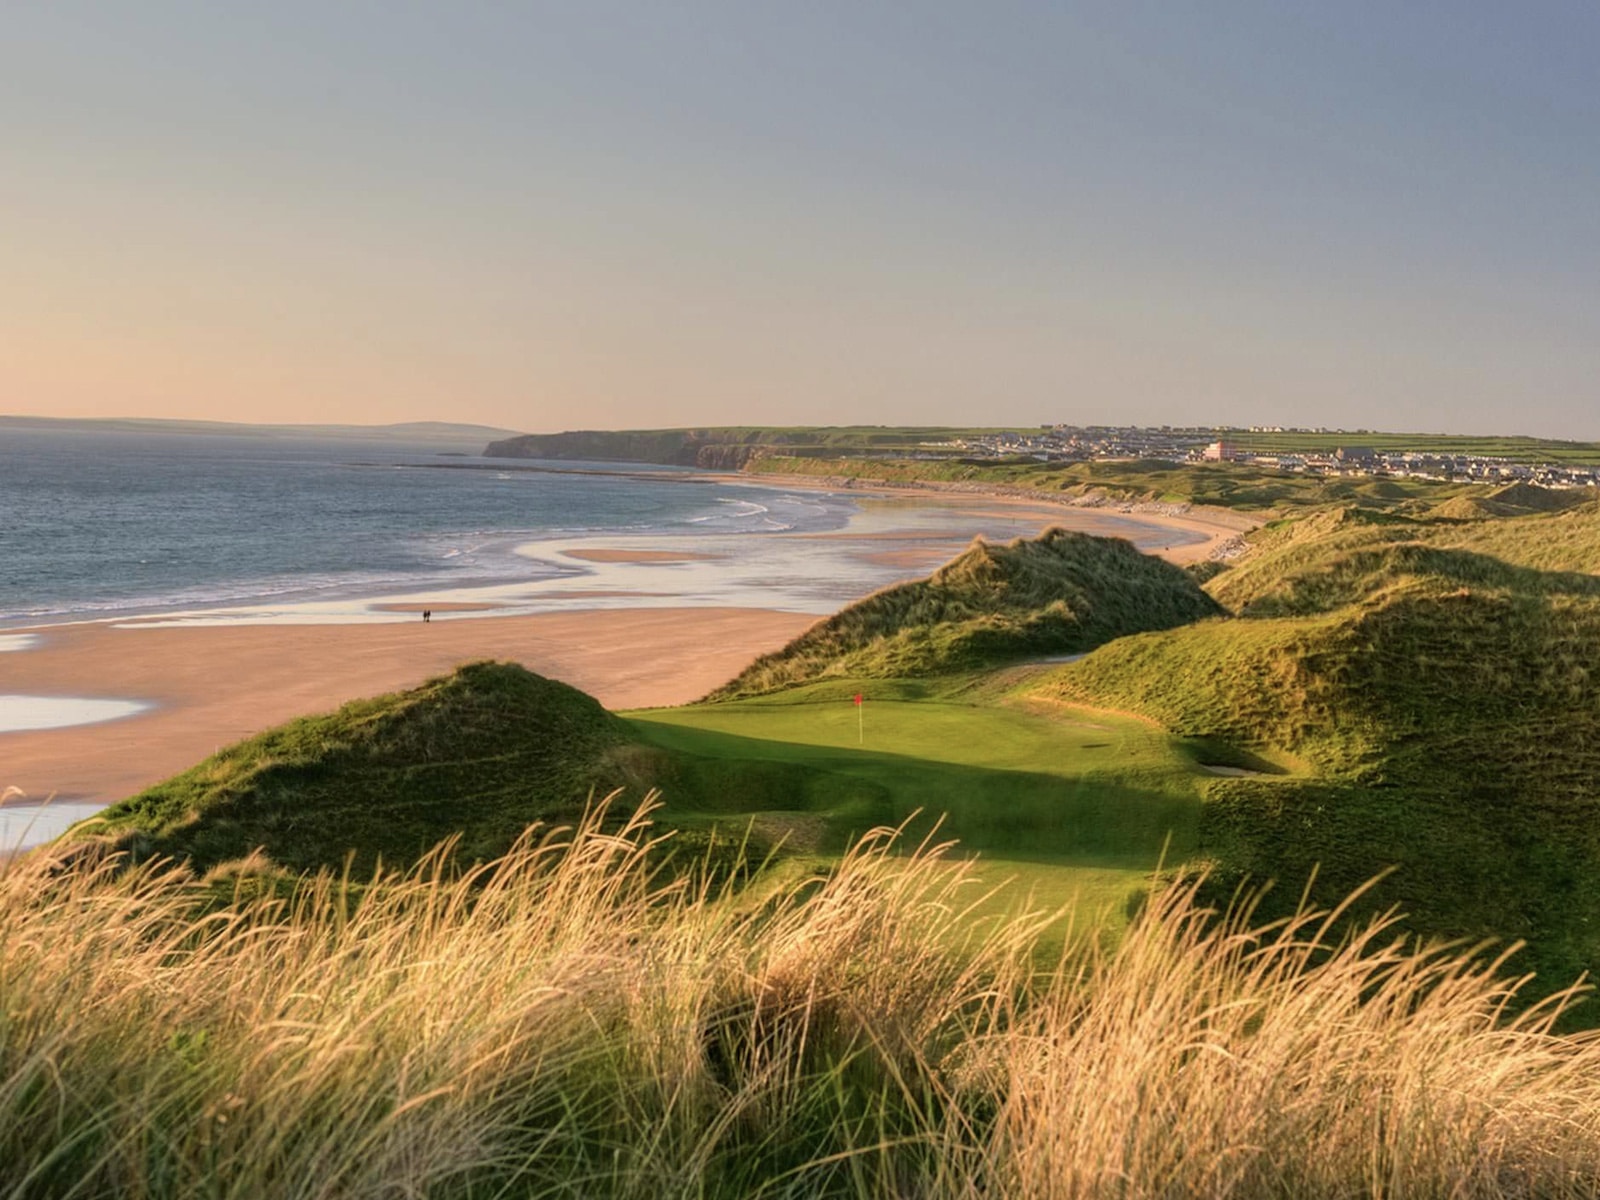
0, 474, 1257, 827
709, 468, 1259, 565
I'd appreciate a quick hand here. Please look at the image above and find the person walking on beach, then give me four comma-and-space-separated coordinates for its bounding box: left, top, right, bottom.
422, 609, 431, 623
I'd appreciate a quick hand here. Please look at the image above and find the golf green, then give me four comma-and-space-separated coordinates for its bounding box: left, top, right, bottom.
625, 684, 1212, 943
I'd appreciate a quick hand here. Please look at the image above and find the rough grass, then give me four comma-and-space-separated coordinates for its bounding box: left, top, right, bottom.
711, 528, 1221, 699
1207, 500, 1600, 614
1030, 502, 1600, 996
72, 662, 632, 875
8, 803, 1600, 1198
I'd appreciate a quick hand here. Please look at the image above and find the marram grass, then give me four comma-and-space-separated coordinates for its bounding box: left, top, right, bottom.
5, 799, 1600, 1198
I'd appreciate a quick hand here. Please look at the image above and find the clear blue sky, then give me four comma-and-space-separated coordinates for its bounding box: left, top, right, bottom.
4, 2, 1597, 437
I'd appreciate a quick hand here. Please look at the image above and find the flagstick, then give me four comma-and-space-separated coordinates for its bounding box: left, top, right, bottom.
858, 699, 863, 745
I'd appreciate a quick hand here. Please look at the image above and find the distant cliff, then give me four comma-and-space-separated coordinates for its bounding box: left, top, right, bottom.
482, 426, 984, 470
484, 429, 782, 469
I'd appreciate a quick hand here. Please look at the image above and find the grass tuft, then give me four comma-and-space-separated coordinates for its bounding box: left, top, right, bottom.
7, 803, 1600, 1196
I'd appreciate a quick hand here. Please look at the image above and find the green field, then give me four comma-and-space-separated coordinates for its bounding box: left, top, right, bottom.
1226, 429, 1600, 463
484, 423, 1600, 470
626, 679, 1212, 948
747, 452, 1484, 512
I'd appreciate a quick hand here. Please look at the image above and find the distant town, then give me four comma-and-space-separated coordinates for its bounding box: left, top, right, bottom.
928, 426, 1600, 489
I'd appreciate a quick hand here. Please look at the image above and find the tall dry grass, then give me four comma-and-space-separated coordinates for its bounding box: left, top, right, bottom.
3, 798, 1600, 1198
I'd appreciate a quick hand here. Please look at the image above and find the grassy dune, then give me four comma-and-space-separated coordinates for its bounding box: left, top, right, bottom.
75, 509, 1600, 998
1034, 500, 1600, 992
712, 529, 1220, 699
79, 662, 631, 875
1206, 498, 1600, 612
69, 658, 1214, 952
8, 806, 1600, 1198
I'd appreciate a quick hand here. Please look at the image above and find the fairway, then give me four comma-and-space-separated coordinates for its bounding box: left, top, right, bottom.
624, 683, 1212, 939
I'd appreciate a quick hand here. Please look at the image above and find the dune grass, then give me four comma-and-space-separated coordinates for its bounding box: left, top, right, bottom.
1032, 500, 1600, 998
711, 529, 1220, 699
74, 662, 632, 876
7, 801, 1600, 1198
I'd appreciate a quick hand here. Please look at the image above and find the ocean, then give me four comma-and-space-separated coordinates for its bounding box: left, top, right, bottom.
0, 427, 862, 627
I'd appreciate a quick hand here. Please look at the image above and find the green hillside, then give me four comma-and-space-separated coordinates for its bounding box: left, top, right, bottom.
481, 423, 1600, 477
484, 425, 1008, 468
1225, 428, 1600, 464
747, 453, 1487, 512
712, 528, 1221, 698
1206, 496, 1600, 613
71, 662, 633, 875
61, 497, 1600, 1000
1028, 502, 1600, 991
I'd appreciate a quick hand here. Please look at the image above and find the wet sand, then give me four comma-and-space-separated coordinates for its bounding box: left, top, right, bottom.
0, 608, 814, 807
560, 548, 726, 564
369, 601, 501, 614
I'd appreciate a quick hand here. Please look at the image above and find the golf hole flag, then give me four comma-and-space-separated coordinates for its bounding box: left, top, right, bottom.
853, 693, 863, 744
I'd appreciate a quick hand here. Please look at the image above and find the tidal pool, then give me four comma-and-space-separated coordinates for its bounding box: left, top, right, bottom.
0, 695, 150, 733
0, 800, 107, 852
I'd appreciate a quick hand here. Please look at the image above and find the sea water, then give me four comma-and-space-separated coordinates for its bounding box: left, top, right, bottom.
0, 427, 859, 627
1, 425, 1203, 629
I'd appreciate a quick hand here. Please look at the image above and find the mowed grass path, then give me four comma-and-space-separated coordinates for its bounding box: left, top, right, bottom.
624, 682, 1211, 942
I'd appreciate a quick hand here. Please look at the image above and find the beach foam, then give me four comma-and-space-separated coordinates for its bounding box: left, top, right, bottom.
0, 635, 41, 652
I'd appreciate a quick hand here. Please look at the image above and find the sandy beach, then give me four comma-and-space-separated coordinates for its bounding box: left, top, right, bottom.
731, 471, 1256, 567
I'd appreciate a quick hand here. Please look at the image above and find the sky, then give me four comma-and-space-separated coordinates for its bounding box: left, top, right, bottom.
3, 3, 1598, 438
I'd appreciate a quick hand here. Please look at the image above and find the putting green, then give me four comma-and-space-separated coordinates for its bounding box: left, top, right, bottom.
624, 683, 1212, 944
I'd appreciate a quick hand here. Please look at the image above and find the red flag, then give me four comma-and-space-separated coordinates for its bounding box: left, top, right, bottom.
853, 693, 863, 706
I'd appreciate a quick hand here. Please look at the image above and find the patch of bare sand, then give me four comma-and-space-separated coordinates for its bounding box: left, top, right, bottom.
0, 608, 813, 807
519, 589, 657, 600
851, 544, 972, 570
795, 529, 998, 542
